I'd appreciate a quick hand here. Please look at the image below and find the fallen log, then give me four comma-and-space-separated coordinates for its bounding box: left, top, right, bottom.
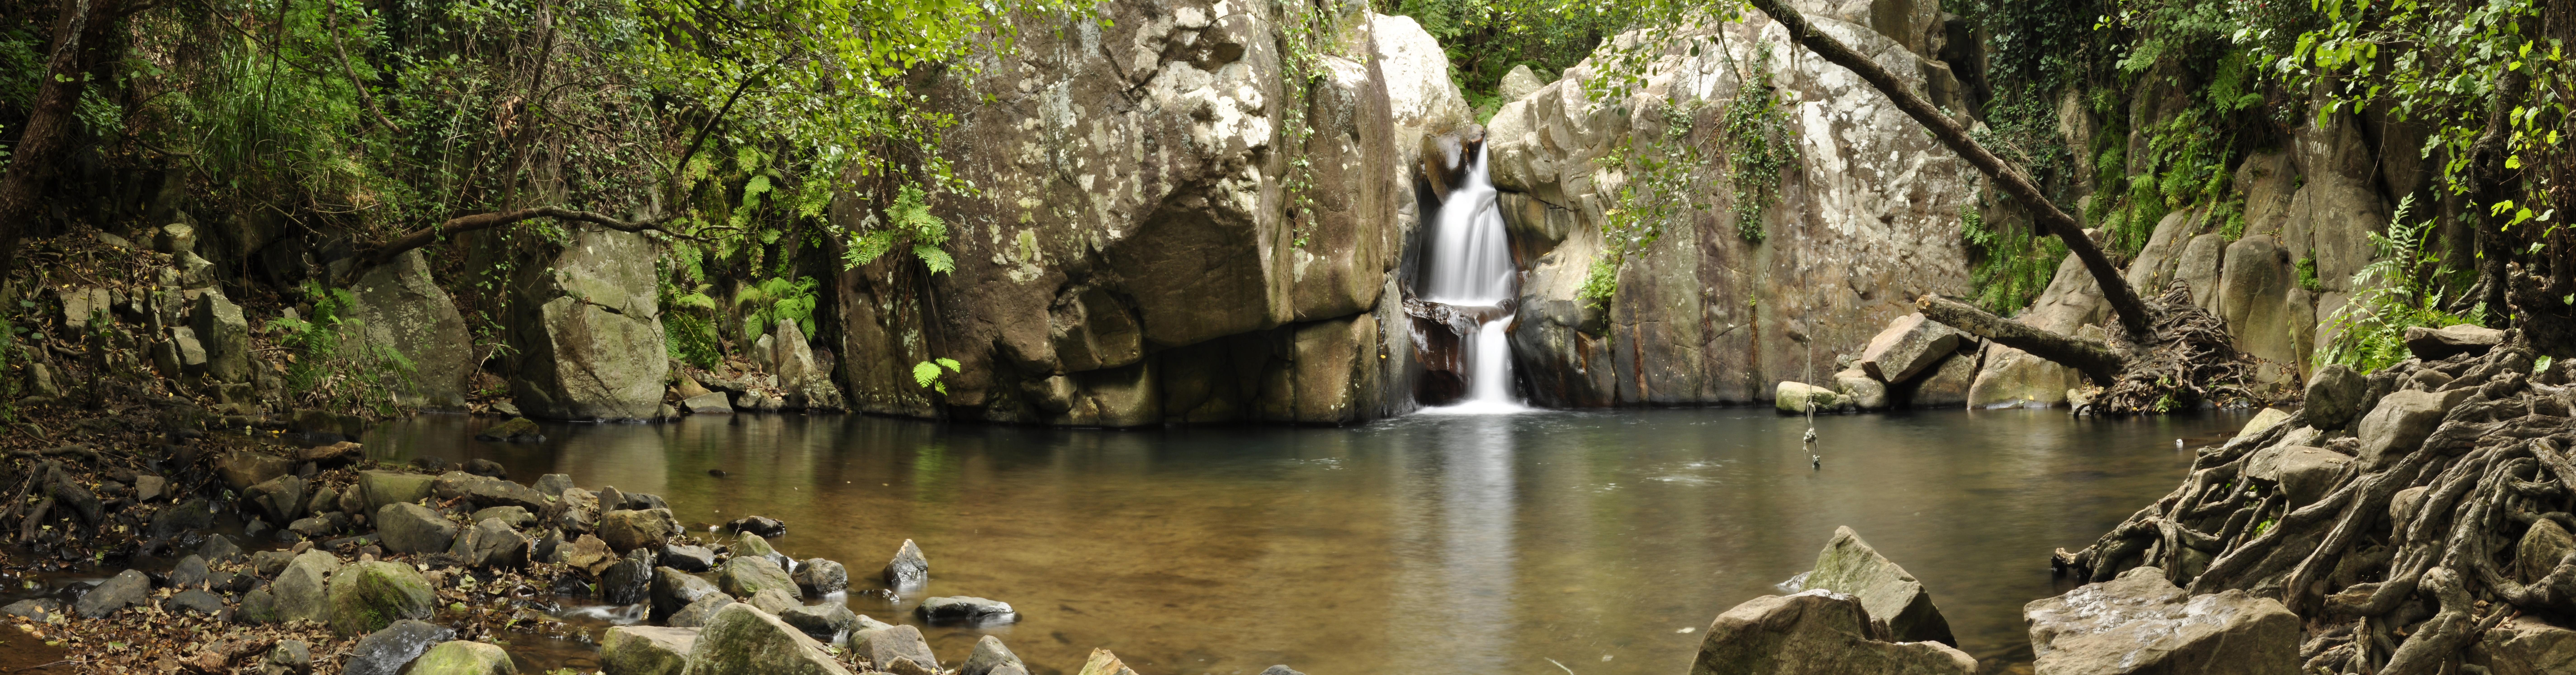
1916, 296, 2123, 384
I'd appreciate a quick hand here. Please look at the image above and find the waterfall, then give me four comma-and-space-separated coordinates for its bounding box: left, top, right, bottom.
1421, 146, 1526, 414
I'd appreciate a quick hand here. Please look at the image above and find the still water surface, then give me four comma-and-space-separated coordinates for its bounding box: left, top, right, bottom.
367, 407, 2248, 675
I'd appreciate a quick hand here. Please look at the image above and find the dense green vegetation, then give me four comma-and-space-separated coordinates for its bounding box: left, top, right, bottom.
1381, 0, 1639, 115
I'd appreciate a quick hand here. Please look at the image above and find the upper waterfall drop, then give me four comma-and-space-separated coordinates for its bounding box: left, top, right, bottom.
1418, 145, 1526, 414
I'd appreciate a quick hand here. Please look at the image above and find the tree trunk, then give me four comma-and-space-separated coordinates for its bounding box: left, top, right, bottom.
0, 0, 121, 281
343, 207, 679, 279
1745, 0, 2154, 339
1918, 296, 2125, 384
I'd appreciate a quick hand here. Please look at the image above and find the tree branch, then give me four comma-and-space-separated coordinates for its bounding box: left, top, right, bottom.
1745, 0, 2154, 338
1918, 295, 2125, 384
324, 0, 402, 135
346, 207, 691, 276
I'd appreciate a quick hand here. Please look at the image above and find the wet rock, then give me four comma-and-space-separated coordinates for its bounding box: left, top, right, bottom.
2519, 519, 2575, 585
719, 556, 797, 599
620, 492, 671, 511
727, 516, 787, 538
652, 567, 724, 621
171, 589, 226, 614
1774, 381, 1843, 414
377, 502, 459, 554
264, 639, 312, 675
564, 534, 618, 575
471, 506, 536, 529
2304, 364, 2368, 430
135, 474, 168, 502
1860, 313, 1965, 383
151, 499, 217, 541
601, 625, 698, 675
533, 474, 575, 498
326, 561, 435, 636
2404, 324, 2505, 360
846, 624, 938, 672
344, 619, 456, 675
667, 593, 738, 628
794, 558, 847, 595
919, 596, 1017, 626
357, 470, 436, 513
735, 532, 780, 559
683, 391, 734, 415
686, 603, 853, 675
600, 508, 681, 552
450, 517, 534, 568
2358, 388, 2473, 469
409, 640, 517, 675
883, 539, 928, 588
1073, 649, 1140, 675
2244, 445, 2352, 508
2, 599, 59, 620
604, 549, 657, 605
961, 636, 1025, 675
1834, 368, 1889, 410
273, 549, 344, 623
2024, 567, 2297, 675
749, 587, 803, 615
2479, 615, 2576, 675
556, 488, 600, 533
77, 569, 152, 618
221, 449, 295, 491
475, 417, 546, 442
462, 459, 508, 479
1689, 590, 1976, 675
781, 601, 860, 640
172, 554, 211, 588
1800, 527, 1954, 645
659, 544, 716, 572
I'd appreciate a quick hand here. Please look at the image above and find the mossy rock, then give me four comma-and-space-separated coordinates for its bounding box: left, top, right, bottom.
327, 561, 436, 636
716, 556, 796, 600
408, 640, 517, 675
473, 417, 545, 443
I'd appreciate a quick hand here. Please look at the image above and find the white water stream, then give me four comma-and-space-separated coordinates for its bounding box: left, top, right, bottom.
1420, 146, 1526, 414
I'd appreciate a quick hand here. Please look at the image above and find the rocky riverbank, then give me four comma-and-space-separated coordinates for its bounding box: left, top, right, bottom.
0, 426, 1303, 675
1694, 325, 2576, 674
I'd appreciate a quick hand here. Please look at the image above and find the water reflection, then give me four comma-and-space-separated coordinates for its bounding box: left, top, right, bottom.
370, 408, 2248, 675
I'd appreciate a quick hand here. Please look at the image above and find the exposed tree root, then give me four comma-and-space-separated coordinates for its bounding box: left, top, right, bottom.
2056, 340, 2576, 672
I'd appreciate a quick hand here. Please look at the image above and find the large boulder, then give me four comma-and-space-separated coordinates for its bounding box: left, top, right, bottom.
1799, 527, 1954, 645
2479, 615, 2576, 675
1833, 369, 1888, 411
599, 508, 681, 551
506, 224, 669, 420
2303, 364, 2368, 430
719, 556, 797, 599
2243, 445, 2353, 508
2357, 388, 2473, 469
667, 594, 738, 628
1901, 351, 1978, 408
194, 288, 253, 383
1688, 590, 1976, 675
1775, 382, 1843, 414
682, 604, 853, 675
344, 250, 473, 408
273, 550, 345, 623
449, 517, 533, 568
2216, 236, 2311, 387
376, 502, 459, 554
409, 641, 517, 675
602, 626, 699, 675
1859, 314, 1964, 383
2024, 567, 2299, 675
326, 561, 436, 636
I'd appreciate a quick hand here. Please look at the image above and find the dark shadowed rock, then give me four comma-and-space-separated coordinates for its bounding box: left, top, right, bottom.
682, 604, 852, 675
326, 561, 435, 636
652, 566, 725, 620
602, 626, 698, 675
198, 533, 245, 563
1800, 527, 1955, 646
919, 596, 1017, 626
2404, 324, 2504, 360
962, 636, 1025, 675
2024, 567, 2297, 675
170, 589, 225, 614
2303, 364, 2368, 430
474, 417, 546, 443
667, 593, 738, 628
76, 569, 152, 618
4, 599, 61, 621
408, 640, 517, 675
251, 550, 296, 577
794, 558, 847, 595
376, 503, 458, 554
247, 475, 309, 524
604, 548, 657, 605
462, 458, 507, 478
883, 539, 927, 588
600, 509, 681, 552
726, 516, 787, 538
171, 554, 211, 588
343, 619, 454, 675
2519, 519, 2575, 585
1689, 590, 1976, 675
659, 544, 716, 572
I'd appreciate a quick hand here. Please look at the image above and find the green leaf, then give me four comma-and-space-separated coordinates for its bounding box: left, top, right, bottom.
913, 244, 954, 275
912, 361, 942, 388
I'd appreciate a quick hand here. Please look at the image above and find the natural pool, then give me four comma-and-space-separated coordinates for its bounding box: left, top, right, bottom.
365, 407, 2252, 675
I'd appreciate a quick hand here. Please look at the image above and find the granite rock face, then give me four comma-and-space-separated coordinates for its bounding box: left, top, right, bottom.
1799, 527, 1955, 646
2023, 567, 2299, 675
343, 250, 473, 408
506, 224, 671, 421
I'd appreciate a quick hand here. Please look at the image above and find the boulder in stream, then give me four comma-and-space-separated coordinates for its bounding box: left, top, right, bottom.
1799, 527, 1954, 645
449, 517, 533, 568
602, 626, 698, 675
845, 624, 938, 673
1859, 313, 1965, 383
961, 635, 1025, 675
1774, 382, 1843, 414
2023, 567, 2297, 675
919, 596, 1017, 626
343, 619, 455, 675
1688, 590, 1975, 675
883, 539, 928, 588
376, 502, 458, 554
600, 508, 681, 552
718, 556, 797, 600
683, 604, 853, 675
794, 558, 847, 595
667, 593, 738, 628
651, 566, 724, 621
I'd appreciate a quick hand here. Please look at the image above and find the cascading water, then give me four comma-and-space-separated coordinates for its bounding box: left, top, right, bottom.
1420, 146, 1525, 414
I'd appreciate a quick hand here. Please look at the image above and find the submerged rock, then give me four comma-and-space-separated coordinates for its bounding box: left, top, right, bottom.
2023, 567, 2297, 675
601, 626, 698, 675
919, 596, 1017, 626
883, 539, 928, 588
474, 417, 547, 442
684, 604, 853, 675
1800, 527, 1954, 646
343, 619, 456, 675
1689, 590, 1975, 675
